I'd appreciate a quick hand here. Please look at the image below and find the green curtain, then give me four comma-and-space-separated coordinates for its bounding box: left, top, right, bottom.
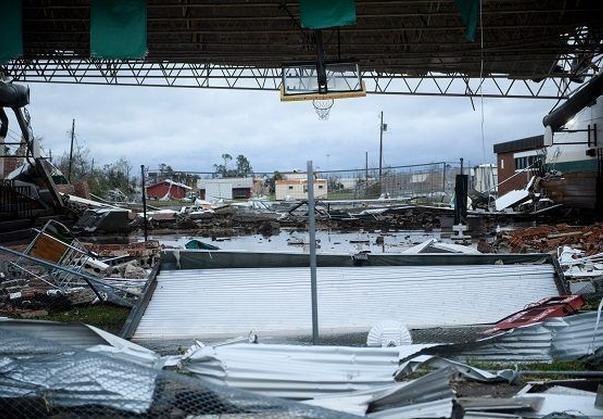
0, 0, 23, 64
90, 0, 147, 59
299, 0, 356, 30
455, 0, 479, 42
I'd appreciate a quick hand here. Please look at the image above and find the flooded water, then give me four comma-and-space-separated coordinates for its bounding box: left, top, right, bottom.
152, 229, 444, 254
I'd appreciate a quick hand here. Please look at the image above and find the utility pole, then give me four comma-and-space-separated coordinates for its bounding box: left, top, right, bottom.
365, 151, 369, 183
68, 118, 75, 182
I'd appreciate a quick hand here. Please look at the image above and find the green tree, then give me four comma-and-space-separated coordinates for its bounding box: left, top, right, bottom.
235, 154, 253, 177
214, 153, 253, 178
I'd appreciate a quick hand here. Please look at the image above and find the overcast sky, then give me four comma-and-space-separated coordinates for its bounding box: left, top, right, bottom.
6, 82, 557, 173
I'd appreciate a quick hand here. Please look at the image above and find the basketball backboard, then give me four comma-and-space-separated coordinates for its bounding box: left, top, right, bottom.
280, 61, 366, 101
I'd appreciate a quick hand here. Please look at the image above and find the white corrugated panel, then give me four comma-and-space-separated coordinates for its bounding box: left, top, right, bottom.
181, 343, 400, 399
204, 182, 233, 200
134, 265, 559, 342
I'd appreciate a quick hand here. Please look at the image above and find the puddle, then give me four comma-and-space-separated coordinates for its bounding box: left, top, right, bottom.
150, 229, 448, 254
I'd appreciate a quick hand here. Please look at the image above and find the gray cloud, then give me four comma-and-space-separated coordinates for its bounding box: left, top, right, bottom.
13, 83, 556, 173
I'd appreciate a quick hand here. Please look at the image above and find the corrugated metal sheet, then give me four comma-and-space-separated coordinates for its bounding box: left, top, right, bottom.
306, 368, 454, 418
180, 343, 401, 399
413, 311, 603, 363
0, 318, 109, 349
457, 325, 554, 363
550, 311, 603, 360
0, 318, 161, 368
133, 265, 559, 343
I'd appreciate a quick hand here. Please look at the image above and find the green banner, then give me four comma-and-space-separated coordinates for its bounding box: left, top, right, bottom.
90, 0, 147, 59
299, 0, 356, 30
455, 0, 479, 42
0, 0, 23, 64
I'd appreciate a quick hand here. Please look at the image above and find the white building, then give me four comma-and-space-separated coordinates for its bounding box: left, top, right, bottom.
275, 178, 328, 201
197, 177, 254, 201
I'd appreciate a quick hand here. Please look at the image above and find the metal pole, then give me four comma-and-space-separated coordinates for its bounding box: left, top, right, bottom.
365, 151, 369, 194
307, 160, 319, 345
378, 111, 384, 181
141, 164, 148, 242
68, 118, 75, 181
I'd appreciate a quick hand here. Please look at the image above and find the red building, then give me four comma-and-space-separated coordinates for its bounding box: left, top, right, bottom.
493, 135, 544, 195
146, 179, 192, 200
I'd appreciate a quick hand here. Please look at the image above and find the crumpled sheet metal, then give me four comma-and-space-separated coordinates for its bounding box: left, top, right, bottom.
397, 312, 603, 365
0, 318, 162, 368
305, 367, 455, 419
0, 346, 156, 414
396, 355, 517, 383
180, 342, 401, 400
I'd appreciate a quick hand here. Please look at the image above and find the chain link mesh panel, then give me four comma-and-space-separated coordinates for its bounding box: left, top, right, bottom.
0, 328, 349, 418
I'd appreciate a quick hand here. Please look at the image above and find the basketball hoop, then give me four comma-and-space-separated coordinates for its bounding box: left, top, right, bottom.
312, 98, 334, 120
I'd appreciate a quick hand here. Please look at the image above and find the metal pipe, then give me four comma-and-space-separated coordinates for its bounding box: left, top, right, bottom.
543, 71, 603, 130
307, 160, 319, 345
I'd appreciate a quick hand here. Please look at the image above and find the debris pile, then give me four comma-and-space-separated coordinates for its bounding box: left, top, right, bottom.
0, 221, 159, 316
495, 223, 603, 254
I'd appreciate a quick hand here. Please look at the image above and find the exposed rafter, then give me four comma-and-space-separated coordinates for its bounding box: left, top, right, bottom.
2, 0, 602, 98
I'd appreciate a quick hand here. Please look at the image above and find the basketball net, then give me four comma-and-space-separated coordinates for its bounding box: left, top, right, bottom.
312, 98, 334, 120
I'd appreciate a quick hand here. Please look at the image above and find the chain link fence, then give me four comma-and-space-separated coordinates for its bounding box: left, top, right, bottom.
169, 161, 468, 202
315, 162, 461, 200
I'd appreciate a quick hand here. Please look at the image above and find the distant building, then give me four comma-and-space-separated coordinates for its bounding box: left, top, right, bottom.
493, 135, 544, 195
197, 177, 253, 201
275, 178, 328, 200
146, 179, 192, 200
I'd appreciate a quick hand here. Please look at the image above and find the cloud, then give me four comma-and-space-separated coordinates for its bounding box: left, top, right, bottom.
11, 82, 556, 173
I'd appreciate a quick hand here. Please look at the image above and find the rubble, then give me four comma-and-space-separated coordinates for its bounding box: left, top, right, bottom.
494, 223, 603, 255
0, 222, 159, 315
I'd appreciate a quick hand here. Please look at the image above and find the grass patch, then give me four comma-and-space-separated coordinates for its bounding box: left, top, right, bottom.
38, 304, 131, 335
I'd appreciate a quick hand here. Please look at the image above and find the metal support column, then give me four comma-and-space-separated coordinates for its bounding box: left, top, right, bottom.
307, 160, 319, 344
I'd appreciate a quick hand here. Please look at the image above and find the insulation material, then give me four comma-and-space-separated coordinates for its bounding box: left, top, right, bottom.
133, 264, 559, 343
299, 0, 356, 30
0, 0, 22, 64
454, 0, 480, 41
91, 0, 147, 59
179, 342, 400, 400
